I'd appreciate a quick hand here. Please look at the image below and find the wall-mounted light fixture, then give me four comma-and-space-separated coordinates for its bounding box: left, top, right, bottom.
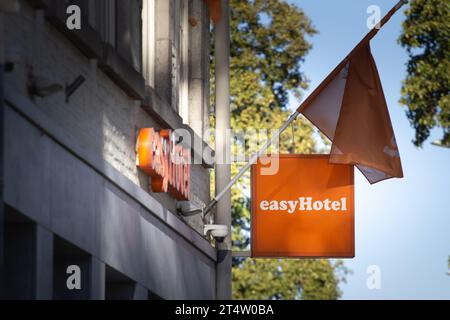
28, 74, 64, 99
27, 70, 86, 102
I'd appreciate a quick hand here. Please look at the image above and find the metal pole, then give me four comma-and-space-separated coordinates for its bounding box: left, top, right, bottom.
214, 0, 231, 300
195, 0, 408, 218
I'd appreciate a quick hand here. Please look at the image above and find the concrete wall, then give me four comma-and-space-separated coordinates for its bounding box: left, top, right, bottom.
3, 101, 216, 299
2, 0, 216, 299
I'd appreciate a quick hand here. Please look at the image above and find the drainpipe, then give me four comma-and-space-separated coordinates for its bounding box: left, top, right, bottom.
0, 0, 17, 295
0, 11, 5, 299
214, 0, 231, 300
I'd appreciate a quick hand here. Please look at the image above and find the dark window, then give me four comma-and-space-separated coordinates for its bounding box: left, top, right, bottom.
116, 0, 143, 72
45, 0, 142, 72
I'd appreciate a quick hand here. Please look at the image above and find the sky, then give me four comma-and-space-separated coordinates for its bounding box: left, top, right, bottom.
286, 0, 450, 299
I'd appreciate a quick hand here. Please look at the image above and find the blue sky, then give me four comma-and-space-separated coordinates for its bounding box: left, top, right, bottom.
286, 0, 450, 299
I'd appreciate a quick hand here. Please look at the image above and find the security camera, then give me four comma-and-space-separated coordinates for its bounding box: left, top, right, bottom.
28, 76, 64, 98
204, 224, 228, 242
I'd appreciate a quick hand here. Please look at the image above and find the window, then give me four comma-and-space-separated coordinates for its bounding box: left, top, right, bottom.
44, 0, 208, 131
116, 0, 142, 72
148, 0, 190, 116
142, 0, 155, 87
46, 0, 143, 73
88, 0, 116, 46
171, 0, 189, 118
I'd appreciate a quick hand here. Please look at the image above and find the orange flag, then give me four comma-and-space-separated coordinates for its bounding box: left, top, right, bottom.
204, 0, 222, 23
300, 43, 403, 183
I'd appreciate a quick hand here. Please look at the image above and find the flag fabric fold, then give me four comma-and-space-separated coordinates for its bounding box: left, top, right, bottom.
300, 43, 403, 184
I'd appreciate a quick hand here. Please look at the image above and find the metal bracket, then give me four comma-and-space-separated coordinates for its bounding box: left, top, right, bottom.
232, 251, 251, 258
66, 75, 86, 103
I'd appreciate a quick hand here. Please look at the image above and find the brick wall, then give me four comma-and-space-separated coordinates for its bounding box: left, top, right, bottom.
4, 2, 210, 234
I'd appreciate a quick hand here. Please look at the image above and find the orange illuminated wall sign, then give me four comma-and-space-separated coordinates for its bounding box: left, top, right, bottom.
137, 128, 190, 201
251, 155, 354, 258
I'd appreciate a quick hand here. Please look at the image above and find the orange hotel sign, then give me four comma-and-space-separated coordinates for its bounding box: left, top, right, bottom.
137, 128, 191, 201
251, 155, 355, 258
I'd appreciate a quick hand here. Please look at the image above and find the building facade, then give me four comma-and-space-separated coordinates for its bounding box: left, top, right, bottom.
1, 0, 216, 299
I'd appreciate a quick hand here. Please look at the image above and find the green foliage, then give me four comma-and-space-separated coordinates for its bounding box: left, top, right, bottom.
233, 259, 348, 300
211, 0, 348, 300
399, 0, 450, 146
228, 0, 316, 112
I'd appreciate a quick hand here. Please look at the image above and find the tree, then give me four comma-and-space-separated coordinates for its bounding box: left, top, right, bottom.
233, 259, 347, 300
399, 0, 450, 147
210, 0, 348, 300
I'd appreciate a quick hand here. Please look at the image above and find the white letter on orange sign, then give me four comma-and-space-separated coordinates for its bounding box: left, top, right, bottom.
323, 198, 332, 211
313, 200, 323, 211
299, 197, 312, 211
341, 197, 347, 211
260, 201, 269, 211
287, 201, 297, 214
332, 200, 341, 211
